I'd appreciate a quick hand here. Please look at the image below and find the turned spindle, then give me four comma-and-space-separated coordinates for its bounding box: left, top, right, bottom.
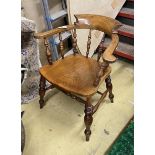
59, 33, 64, 59
86, 29, 92, 58
93, 61, 109, 86
44, 38, 53, 65
97, 36, 105, 62
72, 28, 78, 55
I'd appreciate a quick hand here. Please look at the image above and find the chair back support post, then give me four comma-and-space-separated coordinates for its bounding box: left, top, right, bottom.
72, 28, 78, 55
44, 38, 53, 65
86, 29, 92, 58
35, 14, 122, 67
93, 61, 109, 86
97, 35, 105, 62
59, 32, 64, 59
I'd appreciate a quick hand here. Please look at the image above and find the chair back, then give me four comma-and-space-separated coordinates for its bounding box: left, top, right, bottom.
35, 14, 122, 64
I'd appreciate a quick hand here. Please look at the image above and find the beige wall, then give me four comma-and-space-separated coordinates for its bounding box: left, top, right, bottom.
22, 0, 46, 31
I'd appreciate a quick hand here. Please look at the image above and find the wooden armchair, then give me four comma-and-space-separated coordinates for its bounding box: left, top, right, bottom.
34, 14, 122, 141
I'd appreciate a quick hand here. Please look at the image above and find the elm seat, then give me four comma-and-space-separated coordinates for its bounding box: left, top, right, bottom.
40, 54, 111, 96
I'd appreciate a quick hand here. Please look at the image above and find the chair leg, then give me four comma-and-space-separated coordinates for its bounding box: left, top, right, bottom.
84, 97, 93, 141
105, 75, 114, 103
39, 75, 46, 109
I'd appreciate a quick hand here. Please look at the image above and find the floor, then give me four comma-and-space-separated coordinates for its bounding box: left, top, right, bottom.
22, 58, 134, 155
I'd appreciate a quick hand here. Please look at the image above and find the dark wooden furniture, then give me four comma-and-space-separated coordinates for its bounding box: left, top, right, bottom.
34, 14, 122, 141
21, 65, 27, 153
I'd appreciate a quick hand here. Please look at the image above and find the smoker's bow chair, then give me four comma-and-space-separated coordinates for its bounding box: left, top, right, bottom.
34, 14, 122, 141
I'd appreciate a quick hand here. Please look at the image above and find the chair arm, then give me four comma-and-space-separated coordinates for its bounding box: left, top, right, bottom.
102, 33, 119, 63
34, 25, 74, 39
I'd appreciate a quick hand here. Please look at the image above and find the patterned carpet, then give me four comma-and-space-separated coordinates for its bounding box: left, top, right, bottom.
107, 120, 134, 155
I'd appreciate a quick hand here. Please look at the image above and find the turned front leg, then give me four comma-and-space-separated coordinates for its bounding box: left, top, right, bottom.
105, 75, 114, 103
84, 97, 93, 141
39, 75, 46, 109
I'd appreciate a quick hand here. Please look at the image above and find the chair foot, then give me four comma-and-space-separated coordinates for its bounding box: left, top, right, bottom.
105, 75, 114, 103
39, 75, 46, 109
84, 97, 93, 141
39, 101, 45, 109
85, 129, 91, 141
109, 94, 114, 103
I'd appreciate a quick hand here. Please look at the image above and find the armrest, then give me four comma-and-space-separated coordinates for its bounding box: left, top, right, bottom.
34, 25, 74, 39
102, 33, 119, 63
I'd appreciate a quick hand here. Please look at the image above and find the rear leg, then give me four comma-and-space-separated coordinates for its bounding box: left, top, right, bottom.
105, 75, 114, 103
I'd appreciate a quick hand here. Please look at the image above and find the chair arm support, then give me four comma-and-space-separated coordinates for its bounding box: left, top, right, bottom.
93, 33, 119, 87
93, 61, 109, 87
102, 33, 119, 63
34, 25, 74, 39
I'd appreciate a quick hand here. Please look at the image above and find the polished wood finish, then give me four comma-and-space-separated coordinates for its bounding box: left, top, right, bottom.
35, 14, 121, 141
105, 75, 114, 103
72, 28, 78, 55
44, 38, 53, 65
97, 35, 105, 62
93, 61, 109, 87
35, 16, 121, 64
34, 25, 74, 39
74, 14, 122, 36
61, 88, 87, 104
86, 29, 92, 58
84, 97, 93, 141
39, 55, 111, 96
93, 90, 108, 114
102, 33, 119, 63
34, 14, 122, 37
59, 32, 64, 59
45, 85, 54, 91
